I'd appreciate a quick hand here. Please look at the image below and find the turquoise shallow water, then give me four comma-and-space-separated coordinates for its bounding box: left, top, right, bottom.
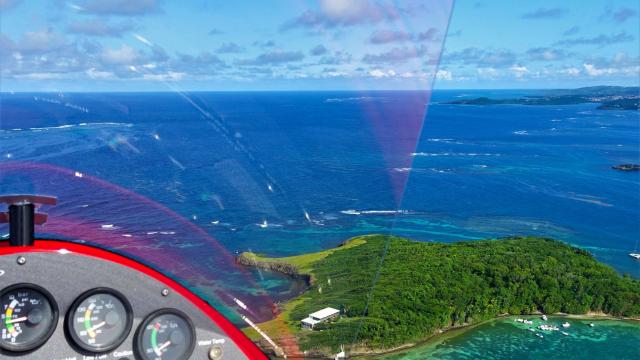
381, 317, 640, 360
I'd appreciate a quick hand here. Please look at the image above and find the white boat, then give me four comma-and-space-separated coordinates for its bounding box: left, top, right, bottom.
528, 328, 535, 332
515, 318, 524, 323
589, 323, 595, 327
541, 314, 548, 321
538, 324, 559, 331
524, 320, 533, 325
562, 322, 570, 328
630, 253, 640, 260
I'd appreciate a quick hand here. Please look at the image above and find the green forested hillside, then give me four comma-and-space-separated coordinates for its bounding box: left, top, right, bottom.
284, 235, 640, 351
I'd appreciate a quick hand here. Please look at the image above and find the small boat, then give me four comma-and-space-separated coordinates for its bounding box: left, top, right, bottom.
528, 328, 535, 332
524, 320, 533, 325
515, 318, 524, 323
562, 322, 570, 328
538, 324, 559, 331
630, 253, 640, 260
561, 331, 569, 336
541, 314, 548, 321
589, 323, 595, 327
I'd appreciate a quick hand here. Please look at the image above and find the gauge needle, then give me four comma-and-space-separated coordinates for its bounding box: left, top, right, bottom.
156, 340, 171, 354
5, 316, 28, 324
89, 321, 106, 332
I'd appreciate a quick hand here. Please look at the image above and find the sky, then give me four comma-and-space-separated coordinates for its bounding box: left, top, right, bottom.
0, 0, 638, 91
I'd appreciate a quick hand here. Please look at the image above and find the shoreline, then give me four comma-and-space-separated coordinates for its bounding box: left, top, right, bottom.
366, 314, 640, 359
237, 236, 640, 359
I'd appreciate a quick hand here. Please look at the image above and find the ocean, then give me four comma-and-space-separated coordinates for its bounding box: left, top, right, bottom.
381, 317, 640, 360
1, 90, 639, 357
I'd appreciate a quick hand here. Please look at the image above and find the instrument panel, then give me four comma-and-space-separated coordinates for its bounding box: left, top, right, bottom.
0, 241, 266, 360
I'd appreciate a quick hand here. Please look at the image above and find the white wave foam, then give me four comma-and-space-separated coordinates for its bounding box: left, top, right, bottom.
393, 167, 412, 172
425, 138, 464, 144
325, 97, 377, 103
513, 130, 529, 135
411, 152, 499, 157
566, 194, 613, 207
429, 168, 453, 173
340, 209, 410, 216
256, 220, 282, 228
2, 122, 132, 133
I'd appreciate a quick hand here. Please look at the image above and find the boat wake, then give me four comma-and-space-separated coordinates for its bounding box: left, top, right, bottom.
1, 122, 133, 132
340, 209, 411, 216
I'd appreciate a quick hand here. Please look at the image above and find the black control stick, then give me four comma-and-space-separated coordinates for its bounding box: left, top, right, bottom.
0, 195, 57, 247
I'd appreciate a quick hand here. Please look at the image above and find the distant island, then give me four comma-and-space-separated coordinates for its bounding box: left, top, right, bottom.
446, 86, 639, 110
612, 164, 640, 172
238, 235, 640, 358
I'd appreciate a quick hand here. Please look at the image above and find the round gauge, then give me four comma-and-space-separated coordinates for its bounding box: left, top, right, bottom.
0, 284, 58, 352
136, 309, 195, 360
67, 288, 132, 353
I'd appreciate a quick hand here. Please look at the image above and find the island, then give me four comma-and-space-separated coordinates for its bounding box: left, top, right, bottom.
445, 86, 640, 110
612, 164, 640, 172
238, 235, 640, 358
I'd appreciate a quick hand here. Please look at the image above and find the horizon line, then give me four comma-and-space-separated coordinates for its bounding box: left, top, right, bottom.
1, 85, 637, 94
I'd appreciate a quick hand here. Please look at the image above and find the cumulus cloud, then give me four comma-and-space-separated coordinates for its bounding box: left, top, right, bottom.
280, 0, 402, 30
74, 0, 162, 16
236, 50, 304, 65
362, 45, 427, 64
217, 42, 244, 54
177, 52, 224, 66
310, 44, 328, 56
101, 45, 139, 65
67, 19, 134, 37
476, 67, 498, 78
560, 67, 581, 76
369, 68, 396, 78
369, 29, 412, 44
14, 29, 67, 54
171, 52, 226, 74
521, 7, 568, 19
583, 63, 617, 76
319, 51, 352, 65
509, 65, 529, 78
526, 47, 570, 61
583, 52, 640, 69
578, 53, 639, 78
443, 47, 516, 67
554, 32, 634, 47
435, 69, 452, 80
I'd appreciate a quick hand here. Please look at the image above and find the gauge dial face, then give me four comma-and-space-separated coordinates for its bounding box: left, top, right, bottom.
137, 310, 195, 360
0, 284, 58, 352
67, 289, 132, 353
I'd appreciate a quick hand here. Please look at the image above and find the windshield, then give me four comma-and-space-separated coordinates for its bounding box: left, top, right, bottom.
2, 1, 639, 359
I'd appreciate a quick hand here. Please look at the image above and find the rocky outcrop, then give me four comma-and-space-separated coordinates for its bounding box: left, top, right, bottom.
612, 164, 640, 172
237, 253, 312, 284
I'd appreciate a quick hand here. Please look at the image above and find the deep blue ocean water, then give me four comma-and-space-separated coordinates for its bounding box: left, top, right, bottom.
1, 90, 639, 357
